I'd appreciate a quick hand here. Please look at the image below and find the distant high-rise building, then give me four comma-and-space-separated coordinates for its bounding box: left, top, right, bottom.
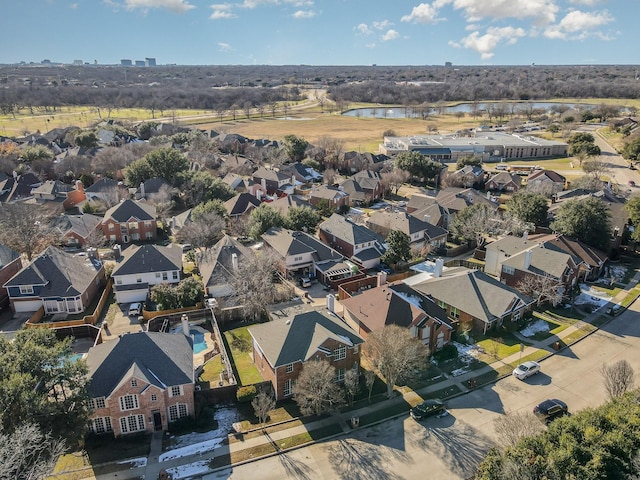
135, 60, 146, 67
41, 59, 51, 64
73, 59, 83, 65
145, 57, 156, 67
121, 59, 133, 66
445, 61, 452, 67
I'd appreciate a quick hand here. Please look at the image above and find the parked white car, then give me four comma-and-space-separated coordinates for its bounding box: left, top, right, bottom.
513, 361, 541, 380
128, 302, 142, 316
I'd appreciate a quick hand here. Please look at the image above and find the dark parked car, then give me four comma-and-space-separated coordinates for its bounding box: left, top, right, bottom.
533, 399, 568, 424
410, 399, 446, 420
607, 304, 623, 316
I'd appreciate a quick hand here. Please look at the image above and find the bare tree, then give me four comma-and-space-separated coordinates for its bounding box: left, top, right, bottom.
344, 368, 360, 407
175, 211, 226, 250
493, 411, 545, 448
364, 370, 376, 403
293, 360, 345, 416
251, 390, 276, 428
0, 423, 66, 480
0, 203, 61, 261
323, 168, 337, 185
84, 227, 108, 249
364, 325, 429, 398
380, 169, 410, 196
601, 360, 635, 399
516, 274, 563, 307
147, 184, 176, 230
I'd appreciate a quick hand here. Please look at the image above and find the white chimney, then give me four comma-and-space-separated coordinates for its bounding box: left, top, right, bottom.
523, 230, 529, 241
291, 175, 296, 186
231, 253, 238, 271
524, 249, 533, 269
181, 314, 189, 338
377, 271, 387, 287
170, 216, 176, 229
140, 182, 145, 198
261, 178, 267, 190
12, 170, 17, 179
326, 293, 335, 313
434, 258, 444, 278
486, 191, 491, 199
112, 244, 122, 260
424, 214, 431, 225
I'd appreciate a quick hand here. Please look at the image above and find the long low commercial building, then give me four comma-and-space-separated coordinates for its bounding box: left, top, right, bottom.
379, 132, 568, 162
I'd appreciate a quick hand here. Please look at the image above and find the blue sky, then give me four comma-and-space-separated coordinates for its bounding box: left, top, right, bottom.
1, 0, 636, 66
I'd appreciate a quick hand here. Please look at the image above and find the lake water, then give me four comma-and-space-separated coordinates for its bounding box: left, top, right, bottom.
342, 102, 592, 118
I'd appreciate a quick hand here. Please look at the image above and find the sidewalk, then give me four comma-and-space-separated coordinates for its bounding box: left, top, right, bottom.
89, 272, 640, 480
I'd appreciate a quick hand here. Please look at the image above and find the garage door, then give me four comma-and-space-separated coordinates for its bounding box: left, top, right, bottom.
13, 299, 43, 313
115, 289, 148, 304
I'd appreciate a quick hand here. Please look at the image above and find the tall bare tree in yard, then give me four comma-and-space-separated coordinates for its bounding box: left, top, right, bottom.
0, 203, 60, 261
344, 368, 360, 407
364, 369, 376, 403
601, 360, 635, 399
293, 360, 345, 416
364, 325, 429, 398
493, 411, 545, 448
252, 390, 276, 428
516, 274, 563, 307
175, 211, 226, 250
380, 169, 410, 196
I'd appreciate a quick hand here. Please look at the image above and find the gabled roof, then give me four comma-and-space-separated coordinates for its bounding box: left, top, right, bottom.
434, 187, 496, 213
0, 244, 20, 268
51, 213, 102, 239
102, 199, 156, 223
320, 213, 385, 246
85, 178, 119, 193
197, 235, 253, 293
309, 185, 348, 201
532, 234, 607, 269
454, 165, 484, 177
221, 173, 248, 191
407, 193, 439, 212
86, 332, 193, 398
248, 310, 363, 368
366, 211, 429, 236
339, 179, 366, 202
224, 192, 261, 216
410, 269, 533, 323
112, 244, 182, 276
341, 282, 451, 333
528, 169, 566, 183
502, 243, 578, 279
253, 166, 290, 182
262, 227, 343, 263
487, 171, 521, 187
4, 246, 102, 296
351, 170, 381, 191
136, 177, 171, 198
0, 173, 41, 203
268, 194, 314, 216
171, 208, 193, 230
31, 180, 74, 196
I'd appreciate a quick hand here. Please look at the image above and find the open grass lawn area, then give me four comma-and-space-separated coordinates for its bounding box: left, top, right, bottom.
200, 354, 225, 385
526, 317, 568, 341
590, 285, 623, 298
358, 397, 413, 427
476, 333, 528, 361
235, 399, 303, 431
536, 307, 585, 324
622, 288, 640, 308
223, 326, 263, 386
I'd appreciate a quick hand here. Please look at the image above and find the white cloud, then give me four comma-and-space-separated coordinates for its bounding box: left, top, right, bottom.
381, 29, 400, 41
544, 9, 613, 39
124, 0, 195, 13
452, 26, 526, 59
218, 42, 232, 51
372, 20, 392, 30
401, 3, 443, 24
569, 0, 604, 5
438, 0, 559, 26
292, 9, 315, 18
69, 3, 78, 8
355, 23, 373, 35
210, 4, 236, 19
241, 0, 313, 8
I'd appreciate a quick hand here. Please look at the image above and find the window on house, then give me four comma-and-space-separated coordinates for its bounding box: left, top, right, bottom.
151, 394, 157, 402
502, 265, 515, 275
108, 224, 115, 231
334, 368, 345, 382
172, 272, 178, 280
170, 386, 181, 397
162, 272, 168, 280
132, 233, 140, 241
136, 277, 142, 283
94, 397, 106, 409
116, 279, 122, 285
285, 363, 294, 374
146, 231, 153, 239
144, 221, 152, 228
450, 307, 460, 319
294, 256, 302, 262
19, 286, 34, 294
109, 235, 116, 241
283, 379, 295, 397
513, 310, 521, 322
120, 414, 145, 434
128, 222, 138, 230
437, 300, 446, 309
119, 394, 139, 411
131, 379, 137, 387
169, 404, 189, 422
333, 345, 346, 361
156, 273, 161, 278
93, 417, 112, 434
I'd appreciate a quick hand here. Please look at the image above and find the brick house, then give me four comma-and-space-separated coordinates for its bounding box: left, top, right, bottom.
101, 199, 157, 244
3, 246, 105, 314
308, 185, 349, 211
30, 179, 86, 209
526, 169, 566, 194
248, 310, 363, 400
485, 171, 522, 192
85, 331, 194, 437
51, 213, 102, 248
0, 244, 22, 308
340, 281, 452, 354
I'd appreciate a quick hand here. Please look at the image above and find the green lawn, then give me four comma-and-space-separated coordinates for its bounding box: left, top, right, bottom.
527, 317, 568, 341
223, 326, 263, 386
476, 333, 528, 360
200, 354, 225, 386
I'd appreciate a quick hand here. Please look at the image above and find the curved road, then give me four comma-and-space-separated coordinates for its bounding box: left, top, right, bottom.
205, 301, 640, 480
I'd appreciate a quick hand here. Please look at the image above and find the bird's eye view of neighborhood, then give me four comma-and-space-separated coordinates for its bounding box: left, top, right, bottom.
2, 1, 640, 479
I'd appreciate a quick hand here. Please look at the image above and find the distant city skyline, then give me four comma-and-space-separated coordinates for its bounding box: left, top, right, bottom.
1, 0, 636, 66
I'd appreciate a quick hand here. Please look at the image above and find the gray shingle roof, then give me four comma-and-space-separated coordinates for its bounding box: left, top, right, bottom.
85, 332, 193, 398
4, 246, 102, 297
0, 244, 20, 268
51, 213, 101, 239
85, 178, 119, 193
248, 310, 363, 368
102, 199, 156, 223
225, 193, 261, 216
112, 244, 182, 276
197, 235, 253, 292
366, 211, 429, 236
320, 213, 385, 246
262, 227, 343, 263
502, 243, 576, 279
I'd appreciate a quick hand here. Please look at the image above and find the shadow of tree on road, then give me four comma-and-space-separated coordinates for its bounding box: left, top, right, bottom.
277, 451, 314, 480
326, 437, 407, 480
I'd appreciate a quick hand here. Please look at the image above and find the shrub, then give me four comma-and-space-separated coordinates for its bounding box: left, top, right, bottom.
433, 343, 458, 362
236, 385, 257, 403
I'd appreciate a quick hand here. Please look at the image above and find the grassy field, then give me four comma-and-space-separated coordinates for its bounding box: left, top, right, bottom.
223, 326, 263, 386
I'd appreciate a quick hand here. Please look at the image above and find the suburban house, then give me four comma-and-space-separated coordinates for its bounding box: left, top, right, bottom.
224, 192, 262, 221
434, 187, 497, 216
340, 281, 452, 353
134, 178, 172, 201
3, 246, 105, 314
407, 264, 534, 334
197, 235, 253, 302
50, 213, 103, 248
280, 162, 322, 184
248, 309, 363, 400
526, 169, 566, 194
261, 227, 355, 284
85, 331, 194, 437
101, 199, 157, 244
221, 173, 249, 193
339, 170, 383, 205
366, 211, 448, 250
498, 243, 580, 296
406, 194, 448, 228
0, 172, 42, 203
318, 213, 386, 269
449, 165, 485, 189
168, 208, 194, 233
308, 185, 349, 211
252, 167, 294, 195
111, 244, 183, 304
0, 244, 22, 308
484, 171, 522, 192
268, 194, 314, 217
30, 179, 86, 209
84, 178, 127, 205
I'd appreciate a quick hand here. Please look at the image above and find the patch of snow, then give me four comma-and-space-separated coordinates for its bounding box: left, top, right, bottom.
117, 457, 147, 468
452, 341, 482, 358
451, 368, 469, 377
573, 283, 612, 311
519, 319, 550, 338
159, 407, 241, 462
166, 460, 211, 479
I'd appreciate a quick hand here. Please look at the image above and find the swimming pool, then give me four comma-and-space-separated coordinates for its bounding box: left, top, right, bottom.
190, 329, 208, 354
